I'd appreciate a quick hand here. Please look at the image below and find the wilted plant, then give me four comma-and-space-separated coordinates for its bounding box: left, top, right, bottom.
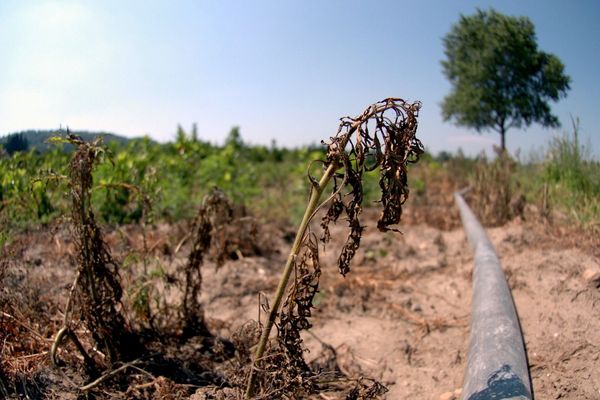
51, 135, 141, 370
471, 149, 524, 226
245, 98, 423, 398
181, 189, 232, 338
181, 188, 262, 339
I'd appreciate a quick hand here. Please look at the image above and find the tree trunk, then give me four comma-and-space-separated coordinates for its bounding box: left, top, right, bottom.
500, 126, 506, 153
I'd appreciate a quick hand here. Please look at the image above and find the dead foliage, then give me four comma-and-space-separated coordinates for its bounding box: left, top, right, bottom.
275, 98, 421, 397
181, 188, 262, 338
321, 98, 424, 275
469, 150, 525, 226
4, 100, 425, 399
404, 173, 463, 230
280, 236, 321, 352
0, 237, 61, 397
346, 378, 389, 400
52, 134, 142, 369
228, 321, 262, 385
273, 234, 322, 393
180, 192, 215, 339
249, 98, 423, 399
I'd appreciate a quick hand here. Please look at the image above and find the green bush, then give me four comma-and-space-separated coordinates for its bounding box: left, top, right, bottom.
541, 119, 599, 228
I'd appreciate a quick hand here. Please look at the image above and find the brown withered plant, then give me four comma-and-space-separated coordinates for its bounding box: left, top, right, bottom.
471, 149, 524, 226
181, 188, 233, 338
181, 188, 261, 339
51, 135, 141, 370
245, 98, 423, 398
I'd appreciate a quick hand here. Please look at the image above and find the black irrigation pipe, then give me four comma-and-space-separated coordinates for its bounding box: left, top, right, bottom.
455, 190, 532, 400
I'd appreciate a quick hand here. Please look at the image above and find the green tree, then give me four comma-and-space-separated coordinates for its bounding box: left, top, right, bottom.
441, 8, 571, 151
191, 122, 199, 142
4, 133, 29, 155
175, 124, 187, 144
225, 126, 243, 150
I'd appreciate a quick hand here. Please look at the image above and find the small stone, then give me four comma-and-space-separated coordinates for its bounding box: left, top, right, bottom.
439, 391, 456, 400
583, 268, 600, 288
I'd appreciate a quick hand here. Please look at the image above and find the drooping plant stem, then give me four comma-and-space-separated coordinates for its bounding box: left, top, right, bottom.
245, 163, 336, 398
245, 98, 423, 398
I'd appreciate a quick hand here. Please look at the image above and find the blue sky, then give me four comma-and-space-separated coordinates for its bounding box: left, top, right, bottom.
1, 0, 598, 157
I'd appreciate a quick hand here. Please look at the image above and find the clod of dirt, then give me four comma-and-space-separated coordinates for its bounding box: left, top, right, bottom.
582, 267, 600, 288
190, 388, 237, 400
438, 388, 462, 400
438, 392, 456, 400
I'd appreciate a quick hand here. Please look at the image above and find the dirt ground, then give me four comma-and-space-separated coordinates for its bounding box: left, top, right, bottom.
2, 204, 599, 399
198, 205, 600, 399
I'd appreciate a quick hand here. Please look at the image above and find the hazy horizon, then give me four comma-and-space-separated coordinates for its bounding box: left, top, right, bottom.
1, 0, 598, 157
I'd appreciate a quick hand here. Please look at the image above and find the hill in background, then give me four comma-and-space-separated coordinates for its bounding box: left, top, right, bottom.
0, 129, 135, 154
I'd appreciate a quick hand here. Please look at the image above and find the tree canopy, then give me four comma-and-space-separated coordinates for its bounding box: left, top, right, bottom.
441, 8, 571, 151
3, 133, 29, 155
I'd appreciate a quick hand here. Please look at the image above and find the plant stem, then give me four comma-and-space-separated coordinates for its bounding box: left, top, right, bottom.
245, 163, 336, 398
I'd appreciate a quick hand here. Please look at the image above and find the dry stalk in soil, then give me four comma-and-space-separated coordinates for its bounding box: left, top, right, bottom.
245, 98, 423, 398
180, 188, 234, 339
50, 134, 141, 370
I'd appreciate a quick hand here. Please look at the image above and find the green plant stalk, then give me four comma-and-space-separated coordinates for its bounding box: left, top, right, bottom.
245, 162, 337, 398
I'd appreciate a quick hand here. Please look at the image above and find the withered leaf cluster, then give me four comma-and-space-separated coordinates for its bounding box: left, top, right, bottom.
277, 234, 321, 385
182, 188, 234, 338
66, 135, 141, 365
182, 188, 261, 338
346, 378, 389, 400
271, 98, 422, 398
322, 98, 423, 275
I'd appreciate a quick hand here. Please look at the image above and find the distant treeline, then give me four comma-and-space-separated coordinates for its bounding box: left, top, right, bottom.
0, 130, 133, 155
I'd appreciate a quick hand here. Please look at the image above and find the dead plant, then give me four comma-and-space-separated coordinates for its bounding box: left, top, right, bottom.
180, 188, 260, 338
245, 98, 423, 398
51, 134, 141, 370
346, 378, 389, 400
471, 149, 525, 226
180, 190, 229, 338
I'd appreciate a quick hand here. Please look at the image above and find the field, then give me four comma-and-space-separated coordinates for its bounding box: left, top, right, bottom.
1, 110, 599, 399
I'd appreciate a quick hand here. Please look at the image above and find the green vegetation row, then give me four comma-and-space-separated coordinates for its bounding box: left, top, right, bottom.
1, 125, 598, 240
0, 127, 327, 231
